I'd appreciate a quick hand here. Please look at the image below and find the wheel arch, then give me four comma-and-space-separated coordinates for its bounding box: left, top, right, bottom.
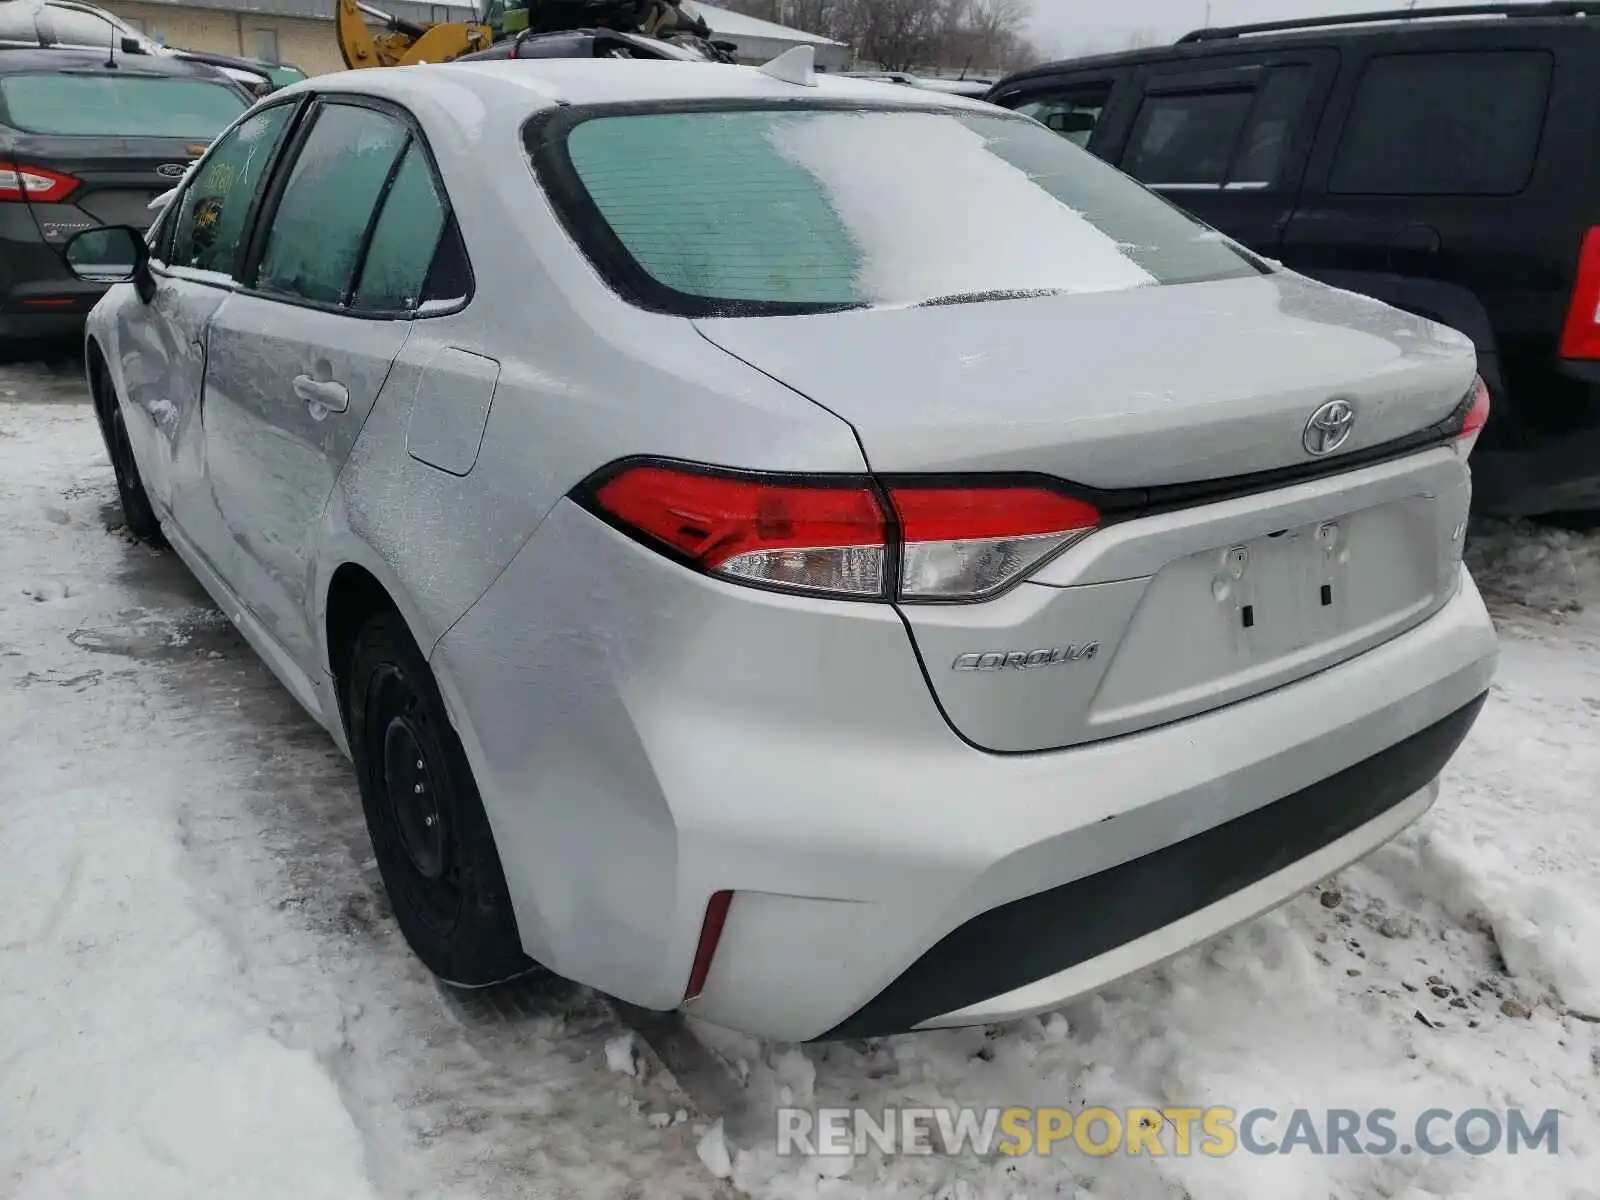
324, 561, 396, 726
315, 538, 478, 755
84, 335, 113, 428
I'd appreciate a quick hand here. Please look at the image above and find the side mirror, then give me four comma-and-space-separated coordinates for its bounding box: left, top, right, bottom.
121, 36, 144, 53
63, 225, 154, 302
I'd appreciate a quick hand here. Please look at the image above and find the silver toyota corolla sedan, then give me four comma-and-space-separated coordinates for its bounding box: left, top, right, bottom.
68, 56, 1498, 1041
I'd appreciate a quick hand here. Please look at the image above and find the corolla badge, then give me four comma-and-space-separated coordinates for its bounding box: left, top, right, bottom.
953, 644, 1099, 672
1303, 399, 1357, 456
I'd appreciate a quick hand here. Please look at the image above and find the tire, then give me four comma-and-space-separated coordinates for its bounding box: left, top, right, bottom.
91, 367, 163, 544
347, 612, 531, 986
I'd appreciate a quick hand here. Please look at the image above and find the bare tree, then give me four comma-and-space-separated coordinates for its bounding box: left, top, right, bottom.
842, 0, 950, 71
967, 0, 1029, 60
787, 0, 845, 34
716, 1, 844, 34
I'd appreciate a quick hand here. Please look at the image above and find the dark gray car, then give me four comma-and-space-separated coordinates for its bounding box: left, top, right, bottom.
0, 47, 249, 344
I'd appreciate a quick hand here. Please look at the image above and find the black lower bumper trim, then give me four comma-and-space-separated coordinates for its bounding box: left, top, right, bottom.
820, 693, 1488, 1040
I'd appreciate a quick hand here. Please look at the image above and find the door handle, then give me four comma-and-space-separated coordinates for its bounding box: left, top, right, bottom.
1390, 225, 1441, 254
292, 374, 349, 414
1388, 224, 1441, 272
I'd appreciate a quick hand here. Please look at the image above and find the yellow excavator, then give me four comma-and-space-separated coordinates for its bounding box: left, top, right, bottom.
335, 0, 735, 69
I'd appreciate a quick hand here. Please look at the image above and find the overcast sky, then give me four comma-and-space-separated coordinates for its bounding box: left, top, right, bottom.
1026, 0, 1539, 58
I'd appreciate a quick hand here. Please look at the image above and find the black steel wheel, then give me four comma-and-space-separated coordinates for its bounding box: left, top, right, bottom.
347, 612, 530, 985
92, 367, 162, 544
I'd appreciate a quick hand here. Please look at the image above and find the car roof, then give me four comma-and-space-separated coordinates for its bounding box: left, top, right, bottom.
0, 0, 141, 34
1001, 7, 1600, 83
0, 45, 231, 80
305, 58, 995, 114
13, 0, 121, 14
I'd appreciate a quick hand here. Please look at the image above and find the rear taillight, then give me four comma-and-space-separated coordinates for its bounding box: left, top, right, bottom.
1455, 375, 1491, 460
587, 463, 1100, 602
1561, 225, 1600, 359
891, 486, 1100, 600
0, 163, 79, 204
593, 466, 887, 597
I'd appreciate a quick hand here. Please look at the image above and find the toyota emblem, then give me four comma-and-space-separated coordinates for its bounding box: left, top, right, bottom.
1303, 399, 1357, 456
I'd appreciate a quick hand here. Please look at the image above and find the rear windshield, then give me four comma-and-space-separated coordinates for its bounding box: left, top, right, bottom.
0, 73, 247, 138
530, 104, 1262, 315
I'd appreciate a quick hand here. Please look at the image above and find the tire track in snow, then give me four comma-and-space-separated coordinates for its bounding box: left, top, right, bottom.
1, 386, 733, 1200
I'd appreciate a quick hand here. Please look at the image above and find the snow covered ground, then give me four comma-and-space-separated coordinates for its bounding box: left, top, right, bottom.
2, 362, 1597, 1200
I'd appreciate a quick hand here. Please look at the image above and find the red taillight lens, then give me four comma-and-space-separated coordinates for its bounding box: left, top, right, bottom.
1561, 226, 1600, 359
0, 163, 80, 203
1456, 375, 1491, 460
588, 465, 1102, 602
891, 486, 1100, 600
593, 465, 887, 596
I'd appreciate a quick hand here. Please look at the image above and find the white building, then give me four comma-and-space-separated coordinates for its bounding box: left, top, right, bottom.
685, 2, 849, 69
98, 0, 850, 75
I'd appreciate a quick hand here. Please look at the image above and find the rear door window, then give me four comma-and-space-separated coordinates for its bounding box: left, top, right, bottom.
1230, 66, 1312, 187
1013, 82, 1115, 147
1122, 66, 1317, 191
0, 73, 247, 138
251, 100, 455, 314
1123, 89, 1254, 186
168, 102, 295, 277
1329, 51, 1552, 195
351, 142, 449, 312
254, 103, 409, 306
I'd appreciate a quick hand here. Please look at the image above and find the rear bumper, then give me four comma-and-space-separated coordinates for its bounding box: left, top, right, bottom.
0, 308, 92, 342
690, 576, 1493, 1041
437, 496, 1498, 1041
828, 695, 1480, 1037
0, 219, 104, 342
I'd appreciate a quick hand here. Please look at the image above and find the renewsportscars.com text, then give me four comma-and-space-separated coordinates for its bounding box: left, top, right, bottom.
776, 1106, 1563, 1159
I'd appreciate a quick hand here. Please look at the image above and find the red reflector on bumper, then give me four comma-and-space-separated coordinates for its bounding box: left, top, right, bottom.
685, 890, 733, 1002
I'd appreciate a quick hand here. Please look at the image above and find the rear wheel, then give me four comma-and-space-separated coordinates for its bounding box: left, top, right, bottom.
347, 612, 530, 986
91, 366, 163, 544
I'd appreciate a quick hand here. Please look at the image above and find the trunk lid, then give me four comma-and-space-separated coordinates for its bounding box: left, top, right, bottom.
694, 271, 1476, 486
12, 134, 206, 246
698, 270, 1480, 753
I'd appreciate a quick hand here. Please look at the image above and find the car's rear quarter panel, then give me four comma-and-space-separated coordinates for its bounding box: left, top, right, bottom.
317, 74, 874, 670
435, 492, 1496, 1038
319, 69, 1500, 1040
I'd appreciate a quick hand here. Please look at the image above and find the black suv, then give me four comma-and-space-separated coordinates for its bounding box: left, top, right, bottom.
988, 3, 1600, 516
